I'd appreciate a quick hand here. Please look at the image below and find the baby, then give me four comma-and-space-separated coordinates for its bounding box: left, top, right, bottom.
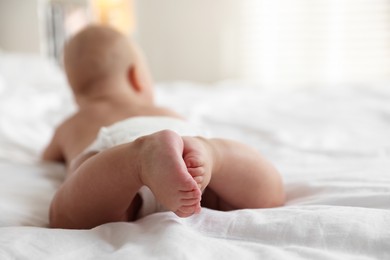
43, 25, 284, 229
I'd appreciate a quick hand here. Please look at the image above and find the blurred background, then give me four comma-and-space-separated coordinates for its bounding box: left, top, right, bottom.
0, 0, 389, 89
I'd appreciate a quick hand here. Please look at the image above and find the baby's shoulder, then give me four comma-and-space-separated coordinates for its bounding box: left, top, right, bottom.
55, 113, 86, 136
59, 112, 82, 126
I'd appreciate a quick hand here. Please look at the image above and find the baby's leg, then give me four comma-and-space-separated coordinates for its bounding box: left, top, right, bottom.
50, 130, 201, 229
182, 137, 285, 211
208, 138, 285, 209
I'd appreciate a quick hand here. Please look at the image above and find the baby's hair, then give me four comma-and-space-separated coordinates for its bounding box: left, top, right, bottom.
63, 25, 136, 95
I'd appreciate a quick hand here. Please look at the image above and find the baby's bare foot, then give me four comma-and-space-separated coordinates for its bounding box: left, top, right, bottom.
137, 130, 202, 217
182, 136, 214, 214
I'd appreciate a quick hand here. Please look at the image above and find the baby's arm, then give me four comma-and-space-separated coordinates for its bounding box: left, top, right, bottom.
42, 129, 65, 162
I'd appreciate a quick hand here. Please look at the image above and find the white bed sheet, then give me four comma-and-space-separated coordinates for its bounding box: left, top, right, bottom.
0, 53, 390, 259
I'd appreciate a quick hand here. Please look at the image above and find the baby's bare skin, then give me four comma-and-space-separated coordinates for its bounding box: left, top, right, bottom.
44, 25, 285, 229
137, 130, 203, 217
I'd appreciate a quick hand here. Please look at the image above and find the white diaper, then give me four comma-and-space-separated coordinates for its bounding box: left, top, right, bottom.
85, 116, 205, 153
85, 116, 206, 218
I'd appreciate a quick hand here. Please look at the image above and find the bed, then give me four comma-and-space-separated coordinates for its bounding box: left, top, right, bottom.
0, 53, 389, 259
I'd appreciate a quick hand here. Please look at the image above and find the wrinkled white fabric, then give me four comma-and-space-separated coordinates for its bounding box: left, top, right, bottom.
1, 53, 390, 260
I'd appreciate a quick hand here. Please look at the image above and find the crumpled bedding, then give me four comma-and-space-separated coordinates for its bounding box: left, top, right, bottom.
0, 53, 389, 260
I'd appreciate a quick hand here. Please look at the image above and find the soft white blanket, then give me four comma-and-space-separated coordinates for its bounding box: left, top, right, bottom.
0, 53, 390, 259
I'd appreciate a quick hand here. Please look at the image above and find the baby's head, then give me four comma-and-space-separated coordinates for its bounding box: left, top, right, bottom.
63, 25, 153, 101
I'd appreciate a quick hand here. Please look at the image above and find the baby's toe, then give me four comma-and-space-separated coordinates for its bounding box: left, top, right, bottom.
181, 197, 201, 206
175, 203, 201, 217
188, 166, 205, 179
179, 189, 201, 199
185, 156, 204, 168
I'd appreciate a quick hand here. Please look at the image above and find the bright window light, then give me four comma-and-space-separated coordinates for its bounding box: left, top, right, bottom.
239, 0, 390, 88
